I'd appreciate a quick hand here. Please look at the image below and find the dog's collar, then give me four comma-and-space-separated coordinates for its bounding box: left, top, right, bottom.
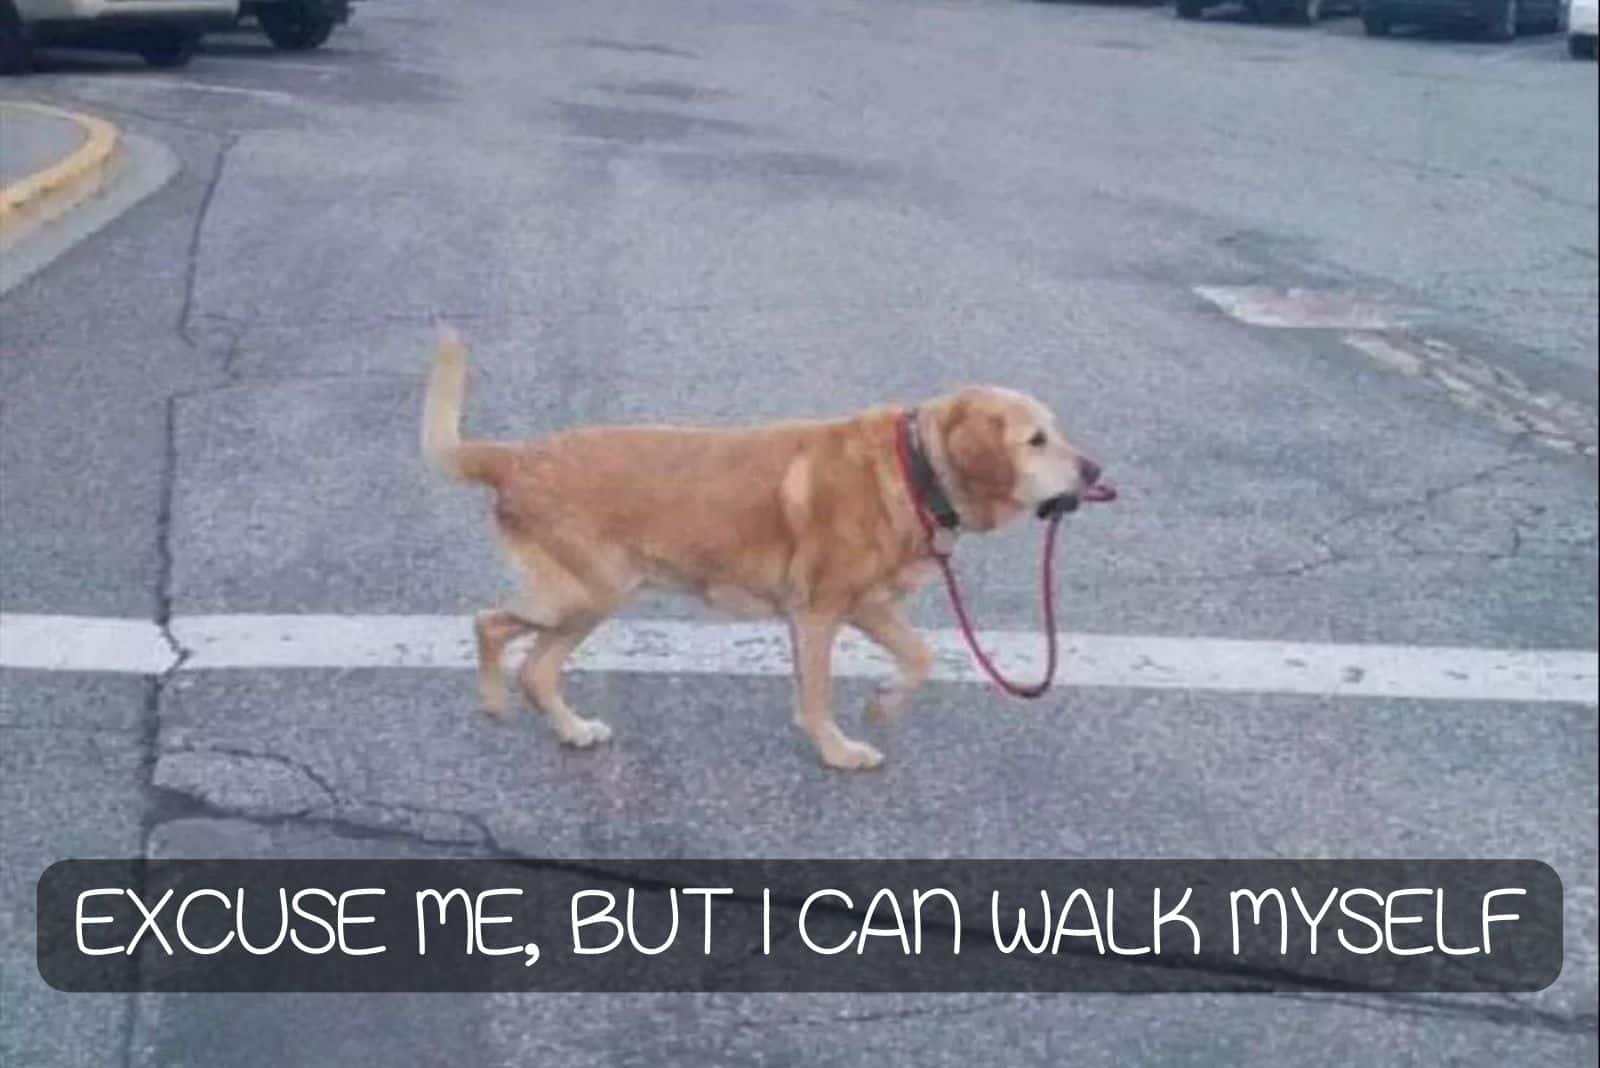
899, 408, 961, 533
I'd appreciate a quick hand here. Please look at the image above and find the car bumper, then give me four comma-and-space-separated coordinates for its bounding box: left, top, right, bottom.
22, 1, 238, 34
20, 0, 236, 17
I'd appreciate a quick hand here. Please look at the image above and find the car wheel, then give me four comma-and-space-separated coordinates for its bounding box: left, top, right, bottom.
1177, 0, 1205, 19
0, 0, 32, 76
1483, 0, 1517, 39
1289, 0, 1324, 23
137, 29, 199, 68
1573, 34, 1599, 58
1361, 6, 1391, 33
258, 2, 337, 50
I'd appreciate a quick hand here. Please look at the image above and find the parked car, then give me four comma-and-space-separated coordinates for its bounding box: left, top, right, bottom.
1, 0, 236, 71
1, 1, 31, 72
1360, 0, 1566, 39
1176, 0, 1357, 23
1570, 0, 1599, 55
240, 0, 352, 51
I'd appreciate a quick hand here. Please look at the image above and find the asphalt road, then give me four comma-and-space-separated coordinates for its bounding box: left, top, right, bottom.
2, 1, 1597, 1065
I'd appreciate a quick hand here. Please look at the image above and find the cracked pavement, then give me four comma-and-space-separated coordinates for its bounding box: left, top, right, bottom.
2, 1, 1596, 1065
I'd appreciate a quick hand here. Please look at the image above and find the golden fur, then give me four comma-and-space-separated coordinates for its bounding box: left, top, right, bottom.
422, 328, 1100, 769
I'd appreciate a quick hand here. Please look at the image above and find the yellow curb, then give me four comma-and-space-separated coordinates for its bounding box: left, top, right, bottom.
0, 101, 121, 248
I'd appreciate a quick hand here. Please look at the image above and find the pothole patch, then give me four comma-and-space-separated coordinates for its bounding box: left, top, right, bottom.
1195, 284, 1595, 458
1343, 333, 1598, 458
1196, 285, 1411, 330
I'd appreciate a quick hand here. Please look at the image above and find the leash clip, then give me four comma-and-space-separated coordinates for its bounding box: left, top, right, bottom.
929, 526, 957, 558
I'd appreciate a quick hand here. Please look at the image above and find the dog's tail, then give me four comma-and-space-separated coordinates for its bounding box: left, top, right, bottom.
422, 324, 508, 486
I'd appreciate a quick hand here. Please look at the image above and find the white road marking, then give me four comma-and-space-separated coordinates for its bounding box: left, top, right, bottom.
209, 61, 340, 75
60, 76, 301, 105
0, 614, 173, 674
2, 613, 1595, 705
1480, 40, 1555, 64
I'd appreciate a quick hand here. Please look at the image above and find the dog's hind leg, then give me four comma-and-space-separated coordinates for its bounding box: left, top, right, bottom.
851, 600, 933, 724
517, 615, 612, 748
496, 527, 639, 747
474, 609, 536, 719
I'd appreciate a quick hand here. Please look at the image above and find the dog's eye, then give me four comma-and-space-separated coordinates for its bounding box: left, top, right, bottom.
1028, 431, 1048, 448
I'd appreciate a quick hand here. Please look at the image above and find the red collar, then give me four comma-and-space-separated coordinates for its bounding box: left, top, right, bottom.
893, 409, 959, 557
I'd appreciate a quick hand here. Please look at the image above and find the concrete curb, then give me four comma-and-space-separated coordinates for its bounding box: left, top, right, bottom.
0, 101, 120, 250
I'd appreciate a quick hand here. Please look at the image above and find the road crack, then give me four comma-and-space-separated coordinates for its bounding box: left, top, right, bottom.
177, 133, 240, 350
152, 738, 494, 846
1121, 453, 1585, 589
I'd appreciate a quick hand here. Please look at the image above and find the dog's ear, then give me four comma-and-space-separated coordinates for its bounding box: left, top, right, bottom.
939, 396, 1015, 530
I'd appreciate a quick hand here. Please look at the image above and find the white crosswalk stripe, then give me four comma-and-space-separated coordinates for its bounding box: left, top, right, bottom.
2, 612, 1594, 705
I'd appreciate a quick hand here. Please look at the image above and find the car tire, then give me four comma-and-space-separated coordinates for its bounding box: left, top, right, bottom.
137, 29, 199, 68
1177, 0, 1205, 19
258, 2, 337, 50
0, 0, 32, 76
1483, 0, 1517, 39
1289, 0, 1324, 22
1361, 7, 1391, 33
1573, 34, 1599, 57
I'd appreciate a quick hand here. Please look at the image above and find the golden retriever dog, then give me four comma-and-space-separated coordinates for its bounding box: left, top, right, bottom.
422, 328, 1109, 770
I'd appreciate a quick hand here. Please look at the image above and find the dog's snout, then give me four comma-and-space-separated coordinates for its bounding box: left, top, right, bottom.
1078, 456, 1102, 486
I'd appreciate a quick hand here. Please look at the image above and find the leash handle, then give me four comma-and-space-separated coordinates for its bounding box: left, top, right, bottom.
893, 413, 1062, 699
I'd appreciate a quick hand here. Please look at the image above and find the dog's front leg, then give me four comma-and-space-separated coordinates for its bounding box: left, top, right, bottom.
790, 611, 883, 770
852, 600, 933, 724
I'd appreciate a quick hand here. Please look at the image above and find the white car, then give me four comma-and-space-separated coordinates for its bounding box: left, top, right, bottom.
2, 0, 238, 71
1571, 0, 1599, 56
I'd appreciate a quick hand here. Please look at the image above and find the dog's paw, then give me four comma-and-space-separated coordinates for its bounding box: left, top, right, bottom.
478, 678, 512, 721
559, 718, 614, 749
865, 684, 909, 724
479, 690, 514, 722
820, 737, 885, 771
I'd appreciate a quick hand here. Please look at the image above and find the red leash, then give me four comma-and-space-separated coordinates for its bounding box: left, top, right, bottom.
893, 414, 1064, 699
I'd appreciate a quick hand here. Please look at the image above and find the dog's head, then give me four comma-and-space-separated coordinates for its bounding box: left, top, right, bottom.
928, 386, 1112, 531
